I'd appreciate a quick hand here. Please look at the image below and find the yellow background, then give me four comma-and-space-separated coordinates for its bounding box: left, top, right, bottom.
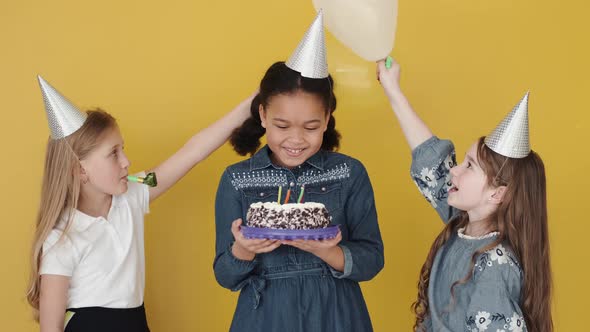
1, 0, 587, 330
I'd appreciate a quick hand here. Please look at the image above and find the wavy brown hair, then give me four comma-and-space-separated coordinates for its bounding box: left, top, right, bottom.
412, 137, 552, 332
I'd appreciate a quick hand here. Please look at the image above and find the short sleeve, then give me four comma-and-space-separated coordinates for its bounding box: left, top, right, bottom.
125, 171, 150, 214
39, 230, 77, 277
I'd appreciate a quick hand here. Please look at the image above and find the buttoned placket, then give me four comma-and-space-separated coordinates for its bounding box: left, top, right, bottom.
280, 165, 307, 264
99, 204, 125, 256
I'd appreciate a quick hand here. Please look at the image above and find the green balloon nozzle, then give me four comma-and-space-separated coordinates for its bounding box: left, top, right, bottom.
385, 56, 393, 69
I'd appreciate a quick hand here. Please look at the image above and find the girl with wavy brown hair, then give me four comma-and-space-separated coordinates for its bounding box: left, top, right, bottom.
377, 58, 552, 332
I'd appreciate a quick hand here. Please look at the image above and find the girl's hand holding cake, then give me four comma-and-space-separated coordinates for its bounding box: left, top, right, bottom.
230, 219, 281, 261
282, 231, 344, 272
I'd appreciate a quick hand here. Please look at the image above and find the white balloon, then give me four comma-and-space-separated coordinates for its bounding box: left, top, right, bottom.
313, 0, 398, 61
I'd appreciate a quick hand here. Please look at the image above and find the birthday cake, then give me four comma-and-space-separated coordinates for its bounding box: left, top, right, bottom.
246, 202, 331, 230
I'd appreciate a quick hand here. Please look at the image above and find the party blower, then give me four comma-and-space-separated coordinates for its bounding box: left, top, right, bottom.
127, 172, 158, 187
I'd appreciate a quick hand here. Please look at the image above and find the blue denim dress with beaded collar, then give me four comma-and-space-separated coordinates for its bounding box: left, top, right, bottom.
214, 145, 384, 332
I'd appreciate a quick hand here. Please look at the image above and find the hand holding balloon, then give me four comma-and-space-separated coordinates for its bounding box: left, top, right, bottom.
376, 57, 402, 103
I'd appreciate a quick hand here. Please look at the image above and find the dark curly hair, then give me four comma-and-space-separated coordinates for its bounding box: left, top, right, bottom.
230, 61, 340, 156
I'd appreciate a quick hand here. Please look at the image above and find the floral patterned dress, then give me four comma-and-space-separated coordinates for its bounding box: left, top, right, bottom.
411, 136, 527, 332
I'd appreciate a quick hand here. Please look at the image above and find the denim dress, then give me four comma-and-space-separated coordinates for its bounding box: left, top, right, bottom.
411, 137, 527, 332
214, 146, 384, 332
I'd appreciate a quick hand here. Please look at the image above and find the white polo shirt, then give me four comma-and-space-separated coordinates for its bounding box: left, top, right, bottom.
40, 173, 150, 309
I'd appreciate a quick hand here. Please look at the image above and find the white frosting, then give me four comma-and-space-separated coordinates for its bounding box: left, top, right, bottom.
247, 201, 331, 230
249, 202, 327, 210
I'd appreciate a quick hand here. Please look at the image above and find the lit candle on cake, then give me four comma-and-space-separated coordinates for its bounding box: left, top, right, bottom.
297, 185, 305, 203
277, 186, 282, 204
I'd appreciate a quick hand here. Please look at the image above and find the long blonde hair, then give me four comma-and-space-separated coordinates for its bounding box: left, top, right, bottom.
26, 109, 117, 320
413, 137, 552, 332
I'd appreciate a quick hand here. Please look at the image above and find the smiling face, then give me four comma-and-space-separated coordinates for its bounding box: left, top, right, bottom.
259, 91, 330, 169
80, 126, 131, 196
448, 141, 502, 221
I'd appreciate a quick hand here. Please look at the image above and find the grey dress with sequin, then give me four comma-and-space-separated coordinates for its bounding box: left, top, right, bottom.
411, 137, 528, 332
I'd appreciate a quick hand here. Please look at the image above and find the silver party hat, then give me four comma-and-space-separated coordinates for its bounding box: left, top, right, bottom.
484, 91, 530, 158
286, 10, 329, 79
38, 75, 87, 139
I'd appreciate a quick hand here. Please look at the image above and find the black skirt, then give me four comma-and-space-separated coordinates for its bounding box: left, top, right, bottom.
64, 303, 150, 332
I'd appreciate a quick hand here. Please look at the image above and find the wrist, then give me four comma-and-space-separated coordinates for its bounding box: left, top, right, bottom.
311, 245, 338, 260
387, 87, 405, 105
231, 242, 255, 261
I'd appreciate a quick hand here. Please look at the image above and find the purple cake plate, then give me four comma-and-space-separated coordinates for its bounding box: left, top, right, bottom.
241, 225, 340, 240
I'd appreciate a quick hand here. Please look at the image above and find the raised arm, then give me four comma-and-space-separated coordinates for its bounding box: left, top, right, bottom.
378, 59, 459, 222
377, 59, 433, 150
148, 92, 255, 202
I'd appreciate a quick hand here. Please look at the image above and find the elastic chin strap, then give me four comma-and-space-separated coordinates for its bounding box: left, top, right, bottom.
493, 156, 510, 186
326, 76, 335, 117
58, 136, 86, 183
58, 136, 80, 159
